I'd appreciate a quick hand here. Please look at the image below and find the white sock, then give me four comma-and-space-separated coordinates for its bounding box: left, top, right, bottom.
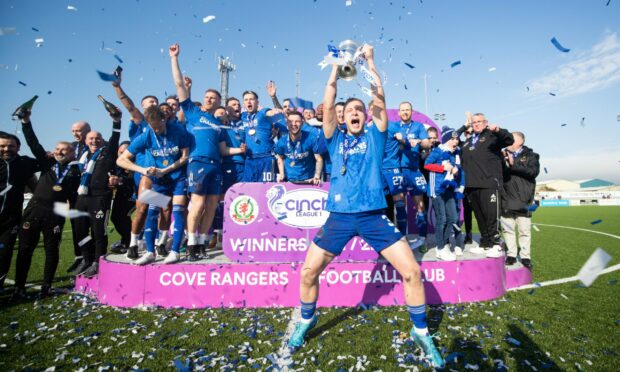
414, 326, 429, 336
130, 233, 140, 247
156, 230, 169, 246
188, 233, 198, 246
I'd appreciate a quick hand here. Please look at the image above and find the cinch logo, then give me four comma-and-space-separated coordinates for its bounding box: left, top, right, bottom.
229, 195, 259, 225
266, 185, 329, 229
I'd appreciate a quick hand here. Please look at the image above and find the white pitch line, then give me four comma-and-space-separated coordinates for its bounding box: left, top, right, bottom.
509, 223, 620, 291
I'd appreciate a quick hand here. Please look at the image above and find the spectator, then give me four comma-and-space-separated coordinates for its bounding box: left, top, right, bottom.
501, 132, 539, 268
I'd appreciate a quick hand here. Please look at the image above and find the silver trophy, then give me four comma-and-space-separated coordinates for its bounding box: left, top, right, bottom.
336, 40, 360, 81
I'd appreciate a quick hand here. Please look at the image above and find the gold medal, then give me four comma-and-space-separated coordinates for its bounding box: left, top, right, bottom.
248, 129, 256, 136
290, 161, 296, 167
53, 185, 63, 191
163, 159, 169, 166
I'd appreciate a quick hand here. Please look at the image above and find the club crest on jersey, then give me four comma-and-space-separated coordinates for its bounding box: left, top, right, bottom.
96, 210, 105, 219
53, 225, 61, 234
490, 194, 497, 203
22, 222, 30, 230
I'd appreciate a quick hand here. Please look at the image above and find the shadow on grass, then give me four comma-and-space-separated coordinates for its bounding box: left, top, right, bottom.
444, 323, 560, 371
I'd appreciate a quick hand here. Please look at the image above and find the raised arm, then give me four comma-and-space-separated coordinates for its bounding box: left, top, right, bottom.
363, 45, 387, 131
266, 81, 283, 110
111, 69, 144, 124
322, 64, 339, 139
107, 109, 122, 157
19, 110, 50, 166
169, 43, 189, 102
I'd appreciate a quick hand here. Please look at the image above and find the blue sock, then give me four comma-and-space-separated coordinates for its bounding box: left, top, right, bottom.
144, 206, 160, 253
416, 211, 427, 238
171, 204, 186, 253
395, 199, 407, 235
300, 300, 317, 321
213, 202, 224, 230
407, 304, 428, 330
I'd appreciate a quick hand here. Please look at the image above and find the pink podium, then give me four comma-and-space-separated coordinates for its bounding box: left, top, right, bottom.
75, 183, 531, 308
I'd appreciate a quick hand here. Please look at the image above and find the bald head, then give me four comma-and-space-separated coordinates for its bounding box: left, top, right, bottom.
508, 131, 524, 152
86, 131, 103, 153
71, 121, 91, 143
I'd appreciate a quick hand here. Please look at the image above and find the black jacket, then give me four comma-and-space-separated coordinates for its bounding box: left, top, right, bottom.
502, 146, 540, 216
80, 120, 121, 197
21, 121, 81, 216
0, 154, 39, 219
460, 127, 514, 188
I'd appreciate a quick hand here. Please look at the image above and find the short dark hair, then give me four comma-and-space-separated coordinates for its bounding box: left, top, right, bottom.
335, 101, 345, 108
242, 90, 258, 100
288, 111, 303, 121
144, 105, 163, 123
165, 95, 179, 102
0, 131, 20, 146
119, 140, 131, 147
141, 95, 159, 105
427, 127, 438, 135
205, 89, 222, 99
159, 102, 171, 109
344, 98, 366, 113
226, 97, 239, 106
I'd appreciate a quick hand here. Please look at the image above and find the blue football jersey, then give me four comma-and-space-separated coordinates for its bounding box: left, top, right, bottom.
180, 99, 223, 162
275, 131, 320, 181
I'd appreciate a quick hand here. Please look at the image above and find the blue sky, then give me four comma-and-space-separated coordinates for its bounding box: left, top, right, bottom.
1, 0, 619, 182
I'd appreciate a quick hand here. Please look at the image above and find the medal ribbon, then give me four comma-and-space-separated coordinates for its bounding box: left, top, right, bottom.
53, 163, 70, 187
287, 137, 301, 163
342, 134, 362, 172
153, 131, 169, 165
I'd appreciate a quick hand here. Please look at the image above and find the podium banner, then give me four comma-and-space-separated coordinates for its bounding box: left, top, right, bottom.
223, 182, 382, 263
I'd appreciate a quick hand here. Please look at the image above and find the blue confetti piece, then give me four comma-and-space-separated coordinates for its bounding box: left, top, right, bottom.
18, 81, 27, 86
114, 54, 123, 63
549, 92, 556, 96
115, 40, 123, 44
544, 167, 548, 174
96, 70, 119, 82
561, 123, 567, 127
551, 37, 570, 53
528, 203, 538, 212
32, 27, 39, 32
404, 84, 408, 90
404, 62, 415, 69
327, 45, 339, 57
174, 358, 191, 372
450, 60, 461, 68
590, 219, 602, 225
445, 352, 464, 363
506, 337, 521, 346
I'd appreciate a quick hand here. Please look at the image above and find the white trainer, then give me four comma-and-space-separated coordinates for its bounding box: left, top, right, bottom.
436, 246, 456, 261
134, 251, 155, 265
486, 245, 504, 258
469, 246, 485, 255
454, 246, 463, 256
163, 251, 180, 264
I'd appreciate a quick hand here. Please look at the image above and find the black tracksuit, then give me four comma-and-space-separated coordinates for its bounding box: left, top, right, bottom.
14, 121, 82, 290
110, 165, 134, 247
502, 146, 540, 218
460, 127, 514, 247
0, 152, 39, 289
73, 121, 120, 266
68, 141, 89, 257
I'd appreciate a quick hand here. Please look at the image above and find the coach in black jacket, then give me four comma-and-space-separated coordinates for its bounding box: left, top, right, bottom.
501, 132, 539, 268
14, 111, 81, 298
460, 113, 514, 257
73, 110, 122, 277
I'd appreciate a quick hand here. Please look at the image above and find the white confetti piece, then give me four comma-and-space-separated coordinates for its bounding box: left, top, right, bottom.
0, 27, 17, 36
54, 202, 90, 219
67, 5, 77, 11
532, 225, 540, 232
577, 248, 612, 287
346, 0, 353, 6
488, 67, 496, 72
34, 38, 44, 45
202, 15, 216, 24
138, 189, 171, 209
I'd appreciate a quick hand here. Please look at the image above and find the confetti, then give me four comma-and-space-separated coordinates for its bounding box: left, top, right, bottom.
580, 117, 586, 127
54, 202, 90, 219
18, 81, 27, 86
549, 92, 556, 96
202, 15, 216, 24
532, 224, 540, 232
31, 27, 39, 32
550, 37, 570, 53
577, 248, 612, 287
0, 27, 17, 36
346, 0, 353, 6
544, 167, 548, 174
35, 37, 44, 46
114, 54, 123, 63
590, 219, 602, 225
67, 5, 78, 11
450, 60, 461, 68
561, 123, 567, 127
488, 67, 496, 72
404, 62, 415, 69
96, 69, 119, 82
